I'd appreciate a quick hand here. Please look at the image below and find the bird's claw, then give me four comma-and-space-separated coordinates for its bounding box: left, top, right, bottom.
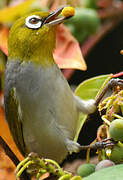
96, 78, 123, 105
108, 78, 123, 89
90, 138, 116, 149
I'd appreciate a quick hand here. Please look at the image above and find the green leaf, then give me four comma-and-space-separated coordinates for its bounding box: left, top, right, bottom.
84, 164, 123, 180
75, 75, 111, 100
74, 74, 110, 141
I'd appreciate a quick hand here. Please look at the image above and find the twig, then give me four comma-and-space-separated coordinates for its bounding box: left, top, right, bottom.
0, 136, 30, 180
0, 136, 19, 166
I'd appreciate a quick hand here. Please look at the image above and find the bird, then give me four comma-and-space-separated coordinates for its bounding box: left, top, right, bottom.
4, 7, 96, 163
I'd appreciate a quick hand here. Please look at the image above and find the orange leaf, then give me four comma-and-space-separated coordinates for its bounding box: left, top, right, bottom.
0, 27, 9, 56
0, 92, 23, 161
54, 24, 87, 70
0, 25, 86, 70
0, 167, 15, 180
0, 92, 22, 179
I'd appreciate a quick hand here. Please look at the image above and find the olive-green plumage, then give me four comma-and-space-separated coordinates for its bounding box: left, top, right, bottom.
4, 7, 96, 163
5, 88, 27, 155
8, 11, 55, 66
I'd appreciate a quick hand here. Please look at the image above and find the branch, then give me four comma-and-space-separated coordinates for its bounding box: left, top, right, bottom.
0, 136, 30, 180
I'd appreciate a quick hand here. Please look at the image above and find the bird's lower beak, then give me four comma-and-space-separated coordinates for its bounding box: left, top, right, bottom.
43, 6, 71, 26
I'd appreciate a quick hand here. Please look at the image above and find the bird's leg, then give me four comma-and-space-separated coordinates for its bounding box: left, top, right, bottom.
74, 94, 97, 114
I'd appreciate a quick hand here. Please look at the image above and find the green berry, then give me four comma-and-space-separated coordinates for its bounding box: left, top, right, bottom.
107, 143, 123, 163
109, 119, 123, 141
77, 163, 95, 177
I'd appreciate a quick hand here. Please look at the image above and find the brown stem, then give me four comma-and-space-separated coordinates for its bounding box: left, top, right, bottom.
0, 136, 19, 166
95, 78, 123, 105
0, 136, 30, 180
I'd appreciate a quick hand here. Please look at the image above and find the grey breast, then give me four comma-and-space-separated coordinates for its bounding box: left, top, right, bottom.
4, 60, 79, 162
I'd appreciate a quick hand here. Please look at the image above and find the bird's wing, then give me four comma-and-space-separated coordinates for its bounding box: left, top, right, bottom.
4, 87, 27, 156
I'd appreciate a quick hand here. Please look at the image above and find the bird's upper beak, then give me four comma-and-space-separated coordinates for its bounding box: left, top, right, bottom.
43, 6, 71, 26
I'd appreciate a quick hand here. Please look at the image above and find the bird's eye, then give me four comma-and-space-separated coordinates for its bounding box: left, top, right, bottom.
25, 15, 42, 29
29, 18, 40, 24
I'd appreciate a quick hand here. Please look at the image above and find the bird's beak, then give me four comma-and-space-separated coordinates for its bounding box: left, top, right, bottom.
43, 6, 71, 26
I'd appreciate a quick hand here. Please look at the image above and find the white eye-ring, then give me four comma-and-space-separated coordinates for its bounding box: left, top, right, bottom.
25, 15, 42, 29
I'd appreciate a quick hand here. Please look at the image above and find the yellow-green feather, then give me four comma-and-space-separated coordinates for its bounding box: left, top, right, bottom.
6, 88, 28, 156
8, 12, 57, 67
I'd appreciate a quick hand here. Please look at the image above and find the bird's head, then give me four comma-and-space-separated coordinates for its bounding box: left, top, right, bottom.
8, 7, 72, 65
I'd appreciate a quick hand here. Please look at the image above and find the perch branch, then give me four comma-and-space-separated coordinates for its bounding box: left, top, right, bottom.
0, 136, 20, 166
0, 136, 30, 180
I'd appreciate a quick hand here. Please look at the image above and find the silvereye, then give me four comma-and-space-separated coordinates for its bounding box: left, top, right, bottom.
4, 7, 96, 163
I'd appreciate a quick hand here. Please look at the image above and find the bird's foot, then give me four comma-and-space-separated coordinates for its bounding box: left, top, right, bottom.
80, 138, 116, 151
90, 138, 116, 149
96, 78, 123, 105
